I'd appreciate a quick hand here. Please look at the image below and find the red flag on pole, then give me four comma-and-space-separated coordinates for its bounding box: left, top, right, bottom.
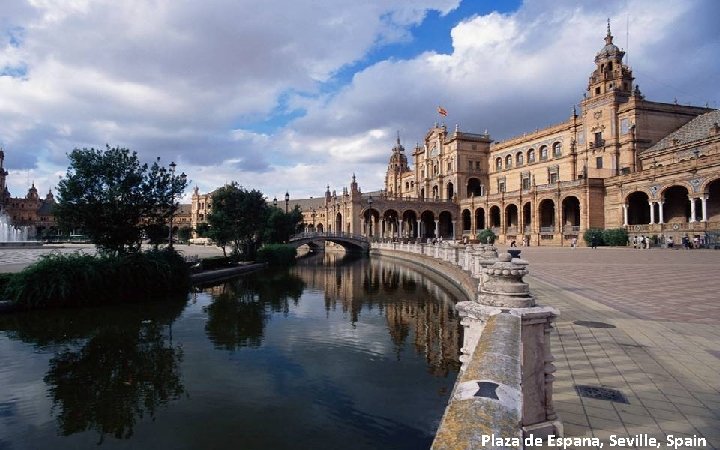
437, 106, 448, 117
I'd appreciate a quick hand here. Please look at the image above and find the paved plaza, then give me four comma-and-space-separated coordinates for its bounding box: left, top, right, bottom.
517, 247, 720, 448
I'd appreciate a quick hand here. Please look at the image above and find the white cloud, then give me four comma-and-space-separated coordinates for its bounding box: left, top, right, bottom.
0, 0, 718, 201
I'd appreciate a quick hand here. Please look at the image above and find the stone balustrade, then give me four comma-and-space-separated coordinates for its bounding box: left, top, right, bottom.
370, 240, 561, 444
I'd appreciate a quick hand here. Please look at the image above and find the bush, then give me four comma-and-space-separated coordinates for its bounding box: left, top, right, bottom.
583, 228, 605, 246
256, 244, 297, 266
476, 228, 497, 244
602, 228, 629, 246
0, 273, 14, 298
4, 249, 190, 310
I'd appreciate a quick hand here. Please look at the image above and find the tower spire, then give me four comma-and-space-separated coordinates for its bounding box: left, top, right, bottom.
605, 18, 613, 45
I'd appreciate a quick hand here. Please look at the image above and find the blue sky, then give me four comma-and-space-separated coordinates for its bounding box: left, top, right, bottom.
1, 0, 718, 201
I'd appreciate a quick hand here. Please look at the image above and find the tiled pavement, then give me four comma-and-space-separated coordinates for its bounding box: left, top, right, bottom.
517, 247, 720, 449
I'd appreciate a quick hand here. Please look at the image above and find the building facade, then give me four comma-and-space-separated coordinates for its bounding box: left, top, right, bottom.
191, 24, 720, 247
0, 149, 57, 237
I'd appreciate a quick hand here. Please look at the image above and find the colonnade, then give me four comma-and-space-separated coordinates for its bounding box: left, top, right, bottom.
622, 194, 709, 226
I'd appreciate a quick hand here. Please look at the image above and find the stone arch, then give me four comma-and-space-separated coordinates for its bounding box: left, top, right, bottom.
446, 182, 454, 200
316, 223, 324, 233
539, 199, 555, 228
489, 205, 501, 229
495, 157, 502, 171
523, 202, 532, 232
540, 145, 548, 160
505, 154, 512, 169
461, 209, 471, 232
516, 151, 524, 166
382, 209, 400, 238
475, 207, 485, 230
626, 191, 649, 225
561, 196, 580, 227
505, 203, 518, 228
432, 185, 439, 199
661, 185, 691, 223
402, 209, 418, 238
706, 178, 720, 222
363, 208, 380, 237
335, 212, 342, 234
527, 148, 536, 163
420, 210, 435, 239
552, 141, 562, 157
438, 211, 453, 238
467, 178, 483, 197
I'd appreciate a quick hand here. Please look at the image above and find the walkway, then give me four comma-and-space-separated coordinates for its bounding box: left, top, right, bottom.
517, 247, 720, 448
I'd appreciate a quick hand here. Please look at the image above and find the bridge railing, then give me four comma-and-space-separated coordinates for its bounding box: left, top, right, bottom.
289, 231, 369, 243
370, 241, 560, 444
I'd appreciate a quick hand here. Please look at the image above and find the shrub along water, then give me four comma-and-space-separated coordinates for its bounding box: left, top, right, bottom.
256, 244, 297, 266
2, 249, 190, 310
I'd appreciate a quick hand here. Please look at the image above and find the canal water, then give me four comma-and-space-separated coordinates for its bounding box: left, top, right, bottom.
0, 253, 462, 449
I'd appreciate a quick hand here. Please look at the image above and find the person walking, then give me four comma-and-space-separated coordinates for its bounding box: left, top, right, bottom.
571, 237, 577, 249
590, 235, 598, 249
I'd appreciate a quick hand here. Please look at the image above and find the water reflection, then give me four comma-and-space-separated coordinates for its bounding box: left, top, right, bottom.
203, 270, 306, 349
300, 252, 461, 376
0, 299, 186, 442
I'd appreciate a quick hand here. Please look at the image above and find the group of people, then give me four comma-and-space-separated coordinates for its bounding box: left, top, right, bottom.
631, 234, 704, 249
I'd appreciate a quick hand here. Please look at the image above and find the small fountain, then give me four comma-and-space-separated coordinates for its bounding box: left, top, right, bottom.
0, 209, 41, 247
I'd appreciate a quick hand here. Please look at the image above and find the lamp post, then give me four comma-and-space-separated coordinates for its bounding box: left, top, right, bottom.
167, 162, 187, 249
273, 196, 278, 208
285, 191, 289, 213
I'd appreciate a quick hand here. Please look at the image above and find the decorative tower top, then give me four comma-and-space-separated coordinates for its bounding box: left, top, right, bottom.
586, 19, 633, 99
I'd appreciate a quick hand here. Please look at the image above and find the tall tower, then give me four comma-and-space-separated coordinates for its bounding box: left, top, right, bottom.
0, 148, 9, 206
384, 133, 410, 196
586, 19, 634, 98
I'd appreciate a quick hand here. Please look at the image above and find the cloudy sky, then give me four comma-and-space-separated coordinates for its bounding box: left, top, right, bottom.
1, 0, 718, 202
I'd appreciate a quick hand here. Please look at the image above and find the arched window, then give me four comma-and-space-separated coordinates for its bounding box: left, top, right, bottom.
528, 149, 535, 163
540, 145, 548, 160
516, 152, 524, 166
496, 157, 502, 171
553, 142, 562, 157
505, 154, 512, 169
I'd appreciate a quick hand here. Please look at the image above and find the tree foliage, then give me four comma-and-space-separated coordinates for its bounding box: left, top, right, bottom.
206, 183, 268, 258
477, 228, 497, 244
263, 205, 303, 244
54, 146, 187, 255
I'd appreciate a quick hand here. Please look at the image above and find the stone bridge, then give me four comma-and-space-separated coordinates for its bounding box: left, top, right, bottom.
288, 232, 370, 253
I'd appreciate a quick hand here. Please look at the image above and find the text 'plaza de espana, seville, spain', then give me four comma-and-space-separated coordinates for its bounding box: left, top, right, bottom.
198, 22, 720, 247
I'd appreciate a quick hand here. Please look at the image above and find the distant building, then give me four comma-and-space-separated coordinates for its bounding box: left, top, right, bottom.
0, 149, 57, 237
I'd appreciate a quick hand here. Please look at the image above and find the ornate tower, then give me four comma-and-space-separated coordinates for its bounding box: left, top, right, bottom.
586, 19, 634, 99
384, 133, 410, 196
0, 148, 8, 206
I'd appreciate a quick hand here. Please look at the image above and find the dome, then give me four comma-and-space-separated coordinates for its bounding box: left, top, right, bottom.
595, 20, 624, 62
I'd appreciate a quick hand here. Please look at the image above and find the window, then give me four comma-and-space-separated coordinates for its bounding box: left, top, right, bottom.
496, 157, 502, 171
498, 180, 506, 193
468, 159, 473, 170
577, 128, 585, 145
549, 172, 558, 183
505, 155, 512, 169
594, 132, 603, 148
552, 142, 562, 157
596, 156, 603, 169
528, 149, 536, 163
516, 152, 524, 166
475, 161, 481, 169
522, 177, 531, 191
540, 146, 548, 160
447, 161, 452, 171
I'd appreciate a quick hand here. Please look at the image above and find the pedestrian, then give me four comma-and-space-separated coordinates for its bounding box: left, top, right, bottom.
591, 235, 598, 249
510, 239, 517, 247
667, 236, 674, 248
571, 237, 577, 249
632, 235, 637, 249
693, 236, 700, 249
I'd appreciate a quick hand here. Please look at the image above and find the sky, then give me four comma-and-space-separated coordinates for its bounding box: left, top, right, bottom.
1, 0, 719, 202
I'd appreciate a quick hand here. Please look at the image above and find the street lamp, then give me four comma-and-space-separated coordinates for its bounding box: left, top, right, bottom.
167, 162, 186, 249
285, 191, 289, 213
273, 196, 278, 208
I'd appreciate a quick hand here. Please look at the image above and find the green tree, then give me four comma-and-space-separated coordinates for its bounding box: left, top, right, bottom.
206, 183, 268, 258
263, 205, 303, 243
583, 228, 605, 246
477, 228, 497, 244
195, 222, 210, 238
54, 146, 187, 255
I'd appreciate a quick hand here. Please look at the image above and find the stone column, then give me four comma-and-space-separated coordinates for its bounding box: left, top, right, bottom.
649, 201, 655, 224
689, 198, 697, 223
658, 201, 665, 224
416, 219, 421, 239
434, 219, 439, 238
622, 204, 628, 227
701, 195, 708, 222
